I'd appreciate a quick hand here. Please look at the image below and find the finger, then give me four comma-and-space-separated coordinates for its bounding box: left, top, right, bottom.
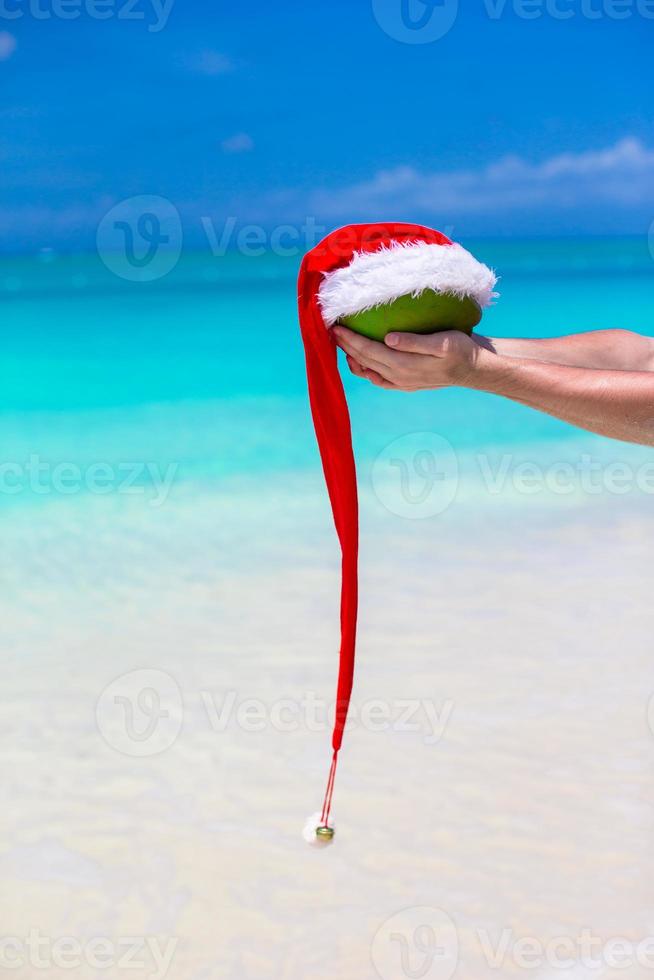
337, 335, 398, 376
385, 331, 458, 356
334, 329, 421, 383
345, 355, 366, 377
333, 326, 404, 370
346, 354, 398, 389
361, 367, 399, 389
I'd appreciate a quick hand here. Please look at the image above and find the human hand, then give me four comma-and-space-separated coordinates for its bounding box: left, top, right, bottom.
332, 325, 484, 391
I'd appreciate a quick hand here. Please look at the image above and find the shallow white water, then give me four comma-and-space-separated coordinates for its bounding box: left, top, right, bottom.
1, 475, 653, 979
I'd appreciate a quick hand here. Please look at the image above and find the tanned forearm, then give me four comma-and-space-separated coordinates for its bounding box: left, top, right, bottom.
334, 326, 654, 449
471, 349, 654, 446
478, 330, 654, 372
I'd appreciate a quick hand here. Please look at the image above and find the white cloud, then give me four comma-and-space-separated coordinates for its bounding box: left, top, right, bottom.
0, 31, 17, 62
303, 137, 654, 222
2, 138, 653, 251
221, 132, 254, 154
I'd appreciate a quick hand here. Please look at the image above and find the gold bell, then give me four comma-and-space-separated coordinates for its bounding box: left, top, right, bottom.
316, 825, 335, 841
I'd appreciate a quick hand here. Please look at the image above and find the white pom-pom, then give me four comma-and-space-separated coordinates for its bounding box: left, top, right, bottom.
302, 812, 335, 847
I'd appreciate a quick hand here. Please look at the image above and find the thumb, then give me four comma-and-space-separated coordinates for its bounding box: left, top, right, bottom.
384, 331, 451, 356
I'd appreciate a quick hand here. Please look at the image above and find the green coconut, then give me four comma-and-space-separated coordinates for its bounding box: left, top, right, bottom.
339, 288, 482, 343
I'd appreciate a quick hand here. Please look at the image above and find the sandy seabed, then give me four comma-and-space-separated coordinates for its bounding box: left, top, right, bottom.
1, 476, 653, 980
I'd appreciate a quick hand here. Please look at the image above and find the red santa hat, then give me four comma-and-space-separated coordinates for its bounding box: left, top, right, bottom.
297, 223, 496, 845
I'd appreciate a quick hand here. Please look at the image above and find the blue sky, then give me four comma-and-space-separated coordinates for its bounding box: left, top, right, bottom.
0, 0, 652, 250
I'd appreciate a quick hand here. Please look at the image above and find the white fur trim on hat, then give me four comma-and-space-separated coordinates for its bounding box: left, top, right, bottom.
318, 240, 498, 326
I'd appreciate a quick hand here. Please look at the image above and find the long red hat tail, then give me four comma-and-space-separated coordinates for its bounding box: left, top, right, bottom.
297, 223, 453, 828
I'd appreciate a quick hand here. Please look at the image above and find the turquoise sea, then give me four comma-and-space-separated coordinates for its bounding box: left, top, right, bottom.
1, 237, 654, 505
